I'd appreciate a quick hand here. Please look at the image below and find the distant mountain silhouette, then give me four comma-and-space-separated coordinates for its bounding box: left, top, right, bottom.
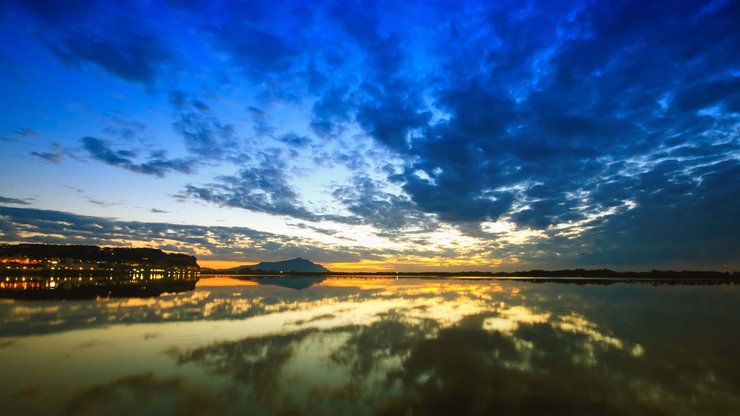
250, 258, 330, 273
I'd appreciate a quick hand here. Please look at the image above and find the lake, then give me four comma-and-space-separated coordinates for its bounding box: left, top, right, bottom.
1, 276, 739, 415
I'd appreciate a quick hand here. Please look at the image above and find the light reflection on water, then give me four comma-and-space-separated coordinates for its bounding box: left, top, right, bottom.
0, 277, 739, 415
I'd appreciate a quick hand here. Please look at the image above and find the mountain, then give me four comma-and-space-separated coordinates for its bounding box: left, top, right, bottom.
250, 258, 330, 273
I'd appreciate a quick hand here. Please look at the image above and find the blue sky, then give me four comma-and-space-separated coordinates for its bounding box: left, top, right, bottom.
0, 0, 738, 271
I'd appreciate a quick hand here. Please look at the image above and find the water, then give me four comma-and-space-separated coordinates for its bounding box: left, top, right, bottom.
0, 276, 739, 415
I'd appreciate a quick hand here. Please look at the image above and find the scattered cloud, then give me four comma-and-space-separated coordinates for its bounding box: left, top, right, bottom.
0, 196, 31, 205
7, 0, 174, 86
81, 136, 195, 177
13, 128, 38, 137
30, 146, 64, 164
181, 156, 319, 221
169, 90, 239, 160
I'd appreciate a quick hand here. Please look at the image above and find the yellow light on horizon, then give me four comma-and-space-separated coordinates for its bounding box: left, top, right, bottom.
197, 260, 251, 270
196, 277, 259, 287
323, 259, 395, 272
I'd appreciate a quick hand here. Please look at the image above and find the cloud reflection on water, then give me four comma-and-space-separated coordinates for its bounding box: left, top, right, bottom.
0, 278, 739, 415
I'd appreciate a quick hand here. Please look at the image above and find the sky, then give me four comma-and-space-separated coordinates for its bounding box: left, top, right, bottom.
0, 0, 738, 271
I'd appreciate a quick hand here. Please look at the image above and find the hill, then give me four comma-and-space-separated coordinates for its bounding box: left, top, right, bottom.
203, 258, 331, 274
251, 258, 330, 273
0, 243, 198, 267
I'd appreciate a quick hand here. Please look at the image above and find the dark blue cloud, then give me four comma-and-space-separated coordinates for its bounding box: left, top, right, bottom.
169, 90, 239, 160
6, 0, 173, 85
82, 137, 194, 177
673, 77, 740, 112
30, 151, 62, 164
5, 0, 96, 23
0, 196, 30, 205
210, 24, 299, 75
310, 87, 353, 137
332, 175, 433, 232
181, 155, 318, 220
277, 134, 311, 147
577, 158, 740, 267
355, 87, 431, 152
48, 30, 170, 85
341, 1, 739, 230
196, 0, 325, 93
13, 128, 38, 137
30, 144, 64, 164
246, 106, 275, 137
101, 116, 150, 141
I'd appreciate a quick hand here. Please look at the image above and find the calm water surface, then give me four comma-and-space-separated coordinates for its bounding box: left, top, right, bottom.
1, 277, 739, 415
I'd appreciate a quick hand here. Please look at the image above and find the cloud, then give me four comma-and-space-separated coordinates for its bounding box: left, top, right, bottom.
181, 155, 318, 220
203, 1, 332, 78
13, 128, 38, 137
328, 0, 740, 261
277, 133, 311, 147
576, 159, 740, 267
0, 196, 30, 205
332, 174, 435, 232
171, 112, 236, 159
673, 76, 740, 112
170, 91, 239, 160
210, 24, 299, 76
101, 116, 149, 141
86, 199, 117, 207
48, 30, 170, 85
310, 87, 353, 137
355, 88, 431, 152
8, 0, 173, 85
245, 106, 275, 137
81, 136, 195, 177
30, 149, 63, 164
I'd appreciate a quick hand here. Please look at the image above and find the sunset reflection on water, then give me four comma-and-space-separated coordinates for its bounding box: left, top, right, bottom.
0, 277, 739, 415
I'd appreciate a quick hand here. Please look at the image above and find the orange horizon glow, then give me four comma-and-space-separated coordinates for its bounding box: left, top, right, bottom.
198, 259, 398, 272
323, 259, 397, 272
197, 260, 253, 270
198, 257, 514, 273
196, 276, 258, 287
